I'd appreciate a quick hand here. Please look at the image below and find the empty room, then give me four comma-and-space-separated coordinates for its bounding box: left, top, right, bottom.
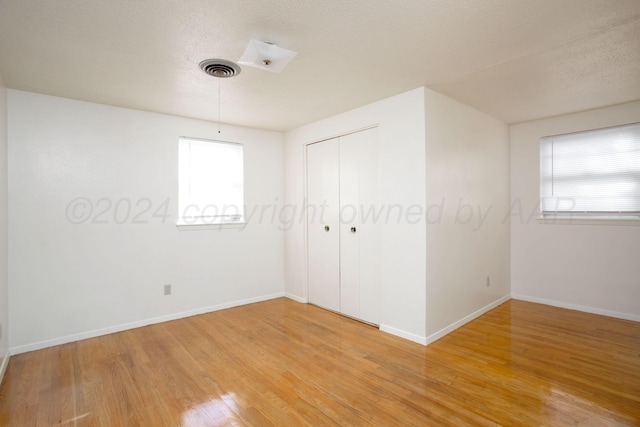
0, 0, 639, 425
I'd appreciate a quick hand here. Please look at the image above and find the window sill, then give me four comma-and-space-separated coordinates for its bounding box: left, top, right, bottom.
176, 222, 246, 231
536, 216, 640, 226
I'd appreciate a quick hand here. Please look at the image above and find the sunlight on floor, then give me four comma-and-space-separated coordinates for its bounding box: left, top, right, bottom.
181, 393, 239, 427
59, 412, 91, 425
543, 388, 632, 425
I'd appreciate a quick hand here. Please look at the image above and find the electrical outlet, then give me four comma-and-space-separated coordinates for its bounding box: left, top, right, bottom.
486, 276, 490, 287
164, 284, 172, 296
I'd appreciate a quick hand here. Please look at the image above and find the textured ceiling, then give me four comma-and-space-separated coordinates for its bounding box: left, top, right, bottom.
0, 0, 639, 131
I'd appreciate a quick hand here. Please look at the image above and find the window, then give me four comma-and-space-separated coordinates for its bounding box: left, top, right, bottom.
540, 122, 640, 218
178, 137, 244, 225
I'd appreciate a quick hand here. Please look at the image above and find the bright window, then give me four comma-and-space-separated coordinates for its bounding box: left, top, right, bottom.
178, 137, 244, 225
540, 122, 640, 218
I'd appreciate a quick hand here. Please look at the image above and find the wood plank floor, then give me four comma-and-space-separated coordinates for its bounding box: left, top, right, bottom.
0, 298, 639, 426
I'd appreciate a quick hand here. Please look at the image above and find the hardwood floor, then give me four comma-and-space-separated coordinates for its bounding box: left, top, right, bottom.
1, 298, 639, 426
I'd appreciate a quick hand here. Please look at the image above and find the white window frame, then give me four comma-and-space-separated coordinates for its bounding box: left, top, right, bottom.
539, 122, 640, 224
177, 137, 245, 227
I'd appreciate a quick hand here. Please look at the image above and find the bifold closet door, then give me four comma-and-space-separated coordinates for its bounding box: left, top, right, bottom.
339, 128, 380, 324
306, 127, 380, 325
306, 138, 340, 312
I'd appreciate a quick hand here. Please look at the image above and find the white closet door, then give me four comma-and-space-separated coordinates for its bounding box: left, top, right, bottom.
354, 128, 380, 325
306, 139, 341, 312
339, 128, 380, 324
338, 134, 360, 319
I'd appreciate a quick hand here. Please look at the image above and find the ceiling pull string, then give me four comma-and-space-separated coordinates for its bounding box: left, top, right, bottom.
197, 58, 240, 134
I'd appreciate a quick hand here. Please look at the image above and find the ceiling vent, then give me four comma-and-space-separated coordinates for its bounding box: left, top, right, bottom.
198, 59, 241, 78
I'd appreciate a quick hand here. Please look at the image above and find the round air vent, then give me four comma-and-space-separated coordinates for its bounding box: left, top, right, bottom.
198, 59, 241, 78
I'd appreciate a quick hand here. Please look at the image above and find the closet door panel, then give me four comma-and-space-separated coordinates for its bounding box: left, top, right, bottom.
306, 140, 341, 312
355, 128, 381, 325
339, 135, 360, 319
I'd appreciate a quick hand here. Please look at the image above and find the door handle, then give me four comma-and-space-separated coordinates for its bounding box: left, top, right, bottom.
350, 227, 357, 233
324, 225, 330, 232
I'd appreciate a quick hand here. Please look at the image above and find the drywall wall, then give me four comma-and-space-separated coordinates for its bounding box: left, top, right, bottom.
0, 75, 9, 373
8, 90, 285, 352
423, 89, 511, 338
284, 88, 428, 342
510, 101, 640, 320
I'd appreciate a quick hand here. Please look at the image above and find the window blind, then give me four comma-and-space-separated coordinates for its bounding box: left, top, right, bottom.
540, 122, 640, 216
178, 137, 244, 225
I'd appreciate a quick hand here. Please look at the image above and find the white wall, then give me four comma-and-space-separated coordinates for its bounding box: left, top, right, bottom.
0, 75, 9, 372
284, 88, 428, 341
8, 90, 285, 353
510, 101, 640, 320
424, 89, 511, 338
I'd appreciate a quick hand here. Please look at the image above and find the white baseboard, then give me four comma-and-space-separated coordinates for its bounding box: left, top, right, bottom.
0, 349, 10, 386
379, 325, 427, 345
377, 295, 511, 346
511, 294, 640, 322
22, 291, 627, 356
284, 293, 308, 303
10, 292, 286, 355
423, 294, 511, 346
